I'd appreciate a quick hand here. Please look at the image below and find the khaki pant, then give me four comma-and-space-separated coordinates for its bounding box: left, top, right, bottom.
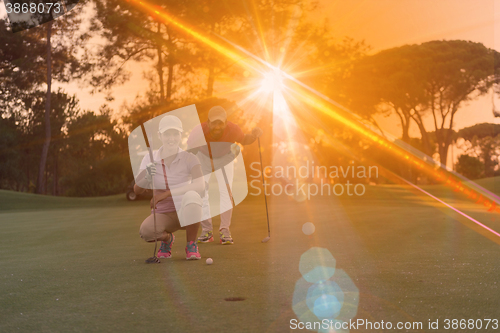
139, 190, 202, 242
196, 151, 234, 233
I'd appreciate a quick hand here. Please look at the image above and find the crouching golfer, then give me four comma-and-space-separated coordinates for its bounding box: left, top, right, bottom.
134, 115, 205, 260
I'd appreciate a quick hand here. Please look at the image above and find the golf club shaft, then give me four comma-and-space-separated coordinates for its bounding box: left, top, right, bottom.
150, 178, 158, 256
257, 138, 270, 237
221, 167, 235, 207
141, 124, 158, 257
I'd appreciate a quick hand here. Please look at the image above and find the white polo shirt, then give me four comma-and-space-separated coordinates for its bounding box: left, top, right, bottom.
139, 146, 200, 214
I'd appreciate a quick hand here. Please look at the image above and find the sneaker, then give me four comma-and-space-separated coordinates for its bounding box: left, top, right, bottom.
197, 230, 214, 243
219, 229, 234, 245
158, 233, 175, 259
185, 241, 201, 260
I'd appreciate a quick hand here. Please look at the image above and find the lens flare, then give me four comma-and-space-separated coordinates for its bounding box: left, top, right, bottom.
259, 69, 285, 94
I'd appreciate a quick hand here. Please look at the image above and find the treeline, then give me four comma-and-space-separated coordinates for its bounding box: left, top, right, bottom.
454, 123, 500, 179
1, 1, 500, 197
0, 96, 130, 196
1, 0, 368, 196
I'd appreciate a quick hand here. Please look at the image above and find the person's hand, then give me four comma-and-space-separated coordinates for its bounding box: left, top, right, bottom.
145, 162, 156, 183
251, 127, 263, 138
230, 143, 241, 156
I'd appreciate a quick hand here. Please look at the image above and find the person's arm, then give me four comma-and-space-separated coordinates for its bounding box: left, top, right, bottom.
135, 157, 156, 189
134, 183, 147, 195
241, 127, 263, 145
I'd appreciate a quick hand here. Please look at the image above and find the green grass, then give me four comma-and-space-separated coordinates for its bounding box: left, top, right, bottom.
0, 189, 136, 211
417, 176, 500, 203
468, 176, 500, 195
1, 179, 499, 332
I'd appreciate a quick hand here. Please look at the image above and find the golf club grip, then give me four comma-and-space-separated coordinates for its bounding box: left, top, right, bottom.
140, 124, 155, 163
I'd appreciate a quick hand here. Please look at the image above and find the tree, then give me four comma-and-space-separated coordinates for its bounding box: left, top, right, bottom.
344, 45, 425, 146
0, 89, 79, 193
38, 20, 53, 195
189, 0, 323, 98
28, 89, 80, 194
457, 122, 500, 139
302, 30, 371, 112
0, 116, 24, 190
419, 41, 500, 165
456, 123, 500, 178
455, 155, 484, 179
185, 1, 249, 97
0, 19, 46, 115
89, 0, 197, 104
60, 106, 130, 196
1, 3, 91, 194
346, 41, 500, 165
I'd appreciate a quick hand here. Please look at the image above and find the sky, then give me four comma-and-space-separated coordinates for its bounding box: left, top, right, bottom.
320, 0, 496, 54
314, 0, 500, 142
2, 0, 500, 141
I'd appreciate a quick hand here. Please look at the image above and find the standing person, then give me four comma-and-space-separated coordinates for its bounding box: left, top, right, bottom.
135, 115, 205, 259
187, 106, 263, 245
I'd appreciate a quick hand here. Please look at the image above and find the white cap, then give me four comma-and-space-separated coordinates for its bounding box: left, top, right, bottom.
208, 106, 227, 123
158, 115, 183, 133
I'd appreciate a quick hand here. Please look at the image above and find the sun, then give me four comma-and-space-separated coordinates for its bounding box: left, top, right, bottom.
255, 67, 296, 128
260, 68, 285, 94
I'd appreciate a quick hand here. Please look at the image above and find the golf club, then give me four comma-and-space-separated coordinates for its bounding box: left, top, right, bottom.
258, 137, 271, 243
141, 124, 160, 264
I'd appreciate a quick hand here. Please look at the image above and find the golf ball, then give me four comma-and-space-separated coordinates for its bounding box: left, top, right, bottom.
206, 258, 213, 265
